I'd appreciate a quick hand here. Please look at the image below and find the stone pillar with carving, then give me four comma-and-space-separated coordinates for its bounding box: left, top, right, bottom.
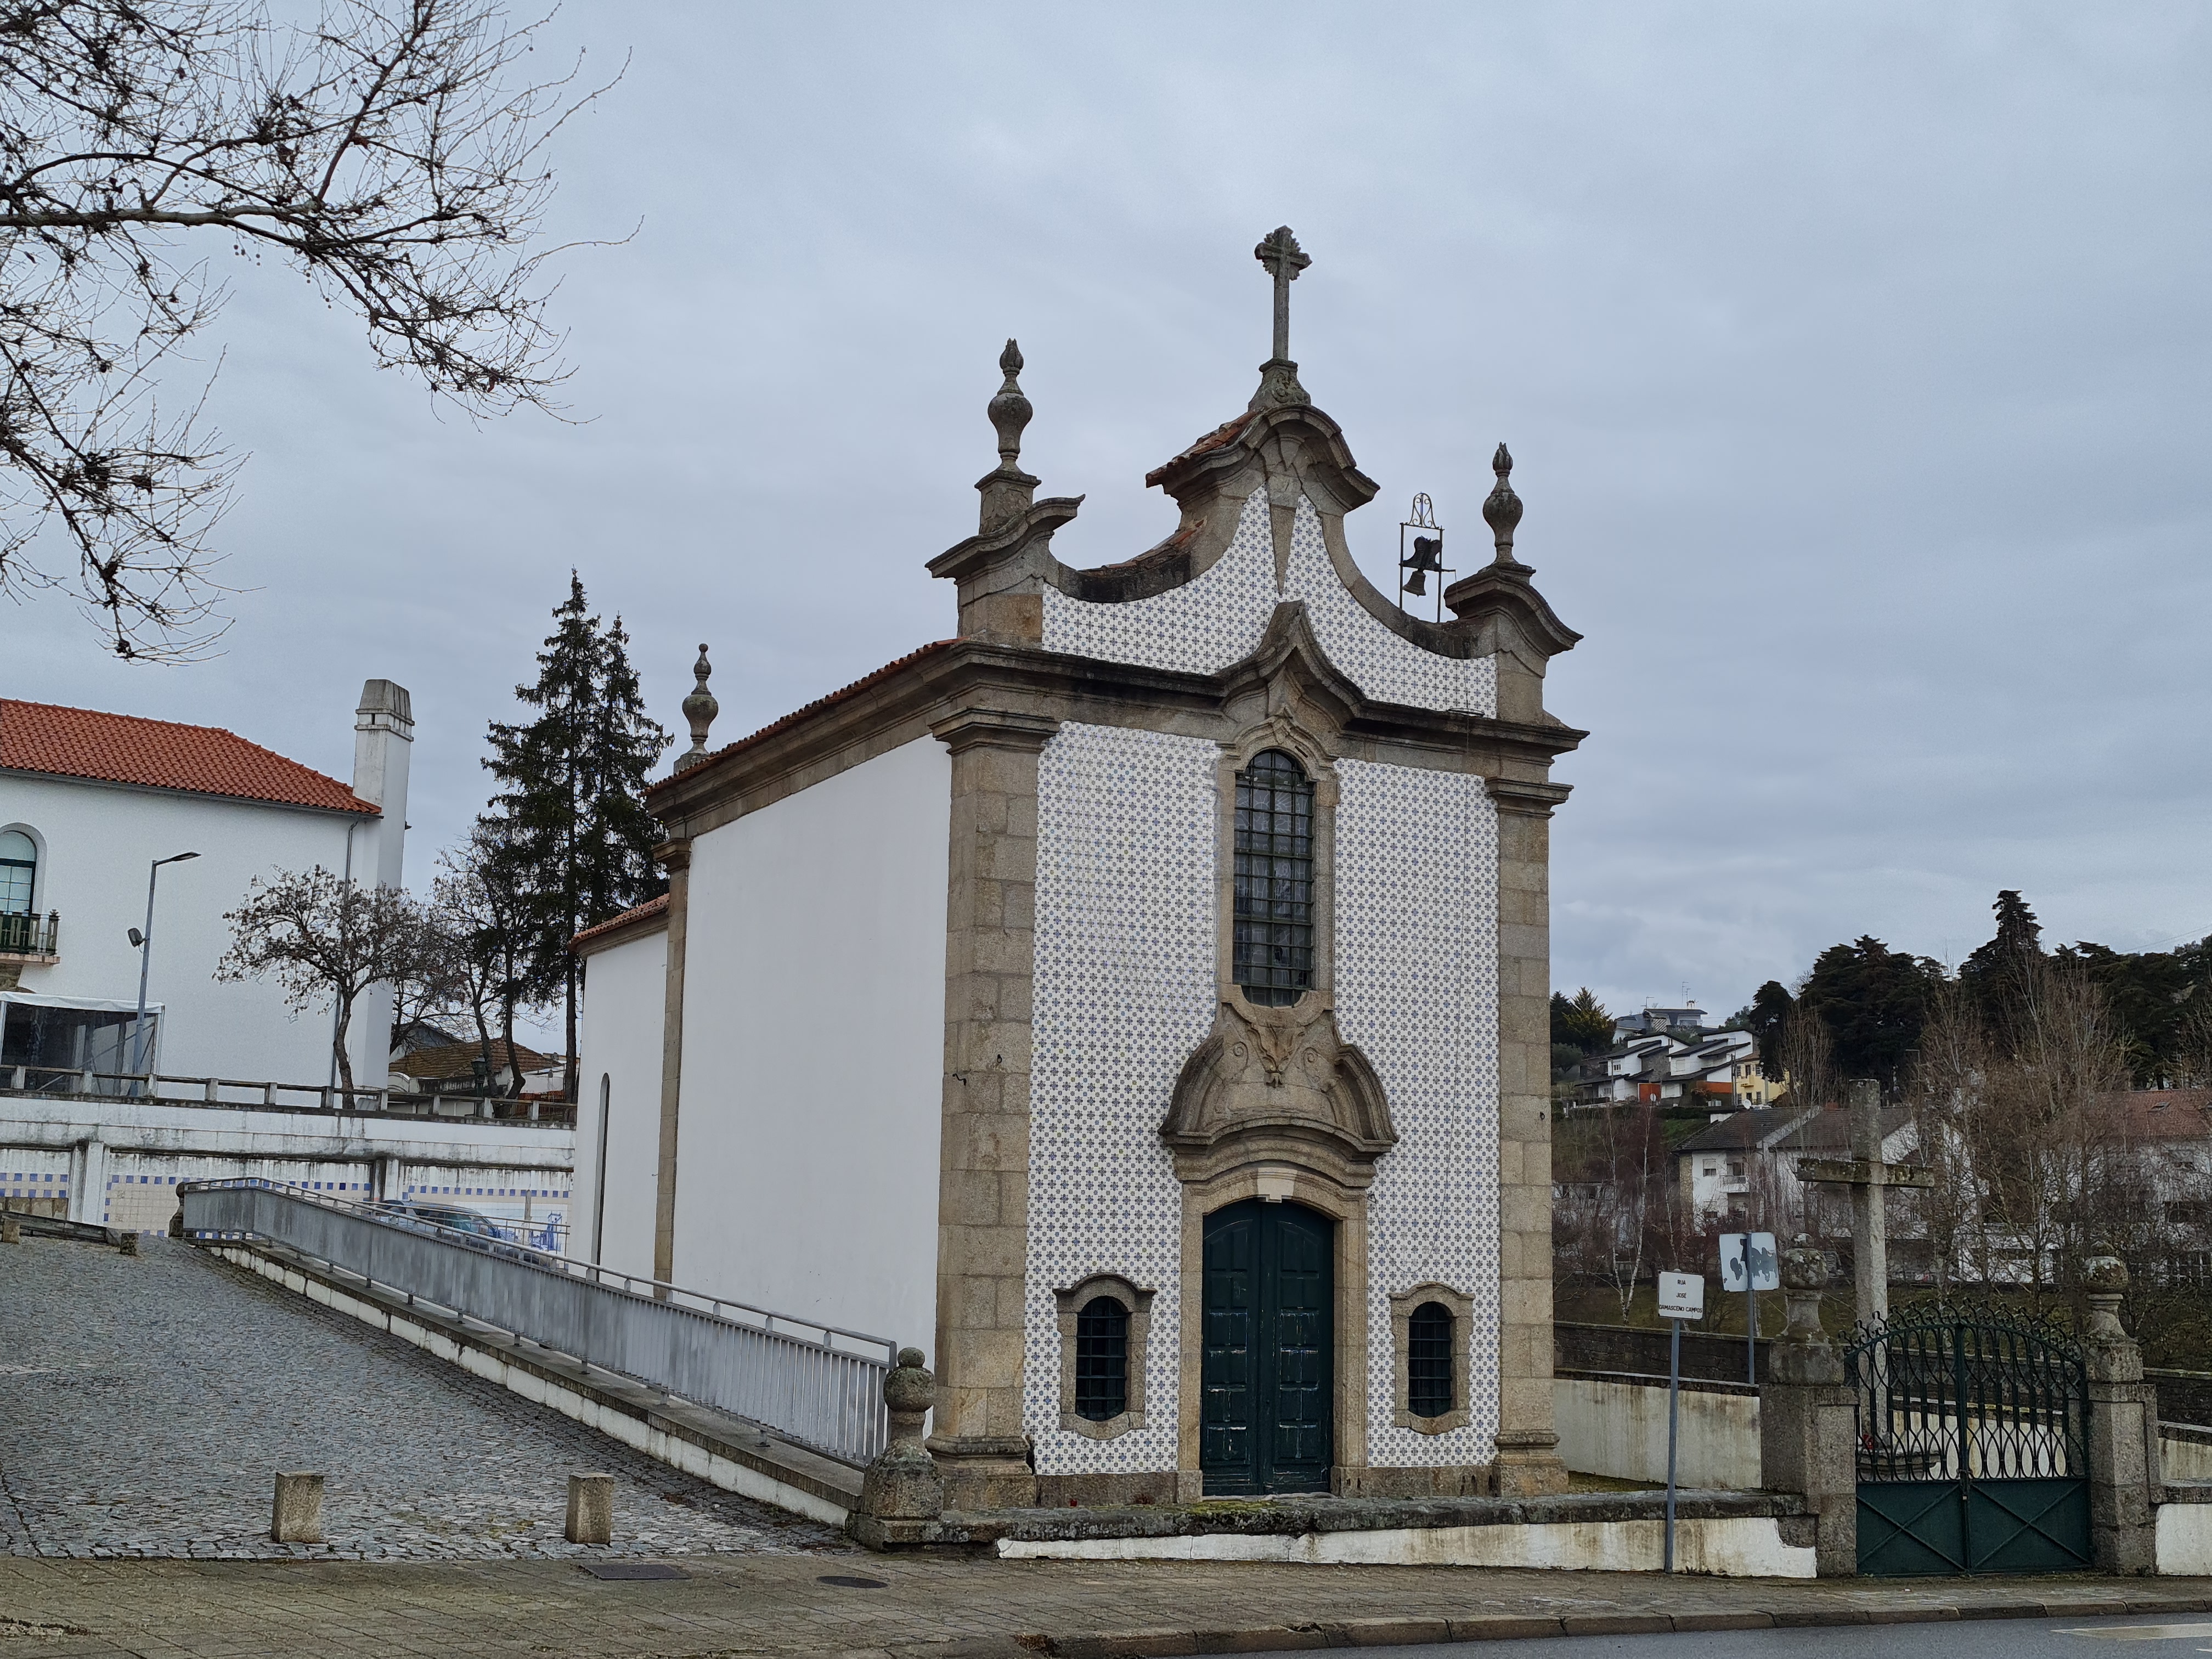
2080, 1254, 2160, 1575
851, 1347, 945, 1550
1759, 1235, 1859, 1575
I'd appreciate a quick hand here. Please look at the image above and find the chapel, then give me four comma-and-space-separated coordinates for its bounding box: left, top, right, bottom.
573, 228, 1586, 1508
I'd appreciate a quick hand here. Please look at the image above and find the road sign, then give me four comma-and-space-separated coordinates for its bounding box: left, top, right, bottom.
1719, 1232, 1780, 1293
1657, 1271, 1705, 1320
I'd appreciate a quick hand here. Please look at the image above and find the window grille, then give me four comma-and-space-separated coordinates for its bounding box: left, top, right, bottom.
1407, 1300, 1453, 1418
1074, 1296, 1129, 1421
0, 831, 33, 917
1233, 750, 1314, 1006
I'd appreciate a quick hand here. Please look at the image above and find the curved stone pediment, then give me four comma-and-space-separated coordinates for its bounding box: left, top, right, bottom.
1160, 997, 1396, 1187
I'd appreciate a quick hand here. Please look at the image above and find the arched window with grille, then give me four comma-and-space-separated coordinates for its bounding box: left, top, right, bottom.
1233, 750, 1314, 1006
0, 831, 35, 916
1074, 1296, 1130, 1421
1407, 1300, 1455, 1419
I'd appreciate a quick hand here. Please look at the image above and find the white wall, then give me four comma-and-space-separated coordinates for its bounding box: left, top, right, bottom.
573, 922, 667, 1276
2, 775, 381, 1084
1555, 1376, 1763, 1490
670, 736, 948, 1348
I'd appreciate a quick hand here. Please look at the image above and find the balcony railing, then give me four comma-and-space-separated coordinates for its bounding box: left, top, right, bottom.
0, 910, 58, 957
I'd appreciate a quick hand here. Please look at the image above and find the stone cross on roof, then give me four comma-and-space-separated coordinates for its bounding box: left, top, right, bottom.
1250, 226, 1313, 411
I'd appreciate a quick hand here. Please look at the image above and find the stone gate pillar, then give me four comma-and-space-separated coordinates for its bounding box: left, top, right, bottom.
2080, 1254, 2160, 1575
1759, 1235, 1858, 1576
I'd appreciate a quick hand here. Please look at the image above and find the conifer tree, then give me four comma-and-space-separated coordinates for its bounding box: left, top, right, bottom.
483, 575, 670, 1096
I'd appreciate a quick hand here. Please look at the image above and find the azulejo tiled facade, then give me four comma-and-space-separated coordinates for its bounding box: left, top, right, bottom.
1335, 760, 1502, 1465
1284, 501, 1497, 718
1039, 492, 1494, 720
1025, 722, 1217, 1476
1041, 492, 1276, 675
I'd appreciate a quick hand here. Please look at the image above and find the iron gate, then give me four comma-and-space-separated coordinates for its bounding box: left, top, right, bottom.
1846, 1302, 2091, 1575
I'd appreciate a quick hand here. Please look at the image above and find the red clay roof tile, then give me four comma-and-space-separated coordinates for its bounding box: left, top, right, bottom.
569, 893, 669, 952
0, 698, 374, 815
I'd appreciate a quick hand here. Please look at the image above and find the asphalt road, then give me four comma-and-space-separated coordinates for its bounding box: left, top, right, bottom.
1249, 1617, 2212, 1659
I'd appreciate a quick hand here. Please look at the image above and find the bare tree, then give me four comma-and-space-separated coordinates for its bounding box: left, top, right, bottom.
1555, 1101, 1683, 1321
2, 0, 610, 658
1905, 980, 1990, 1295
216, 865, 435, 1092
431, 820, 535, 1094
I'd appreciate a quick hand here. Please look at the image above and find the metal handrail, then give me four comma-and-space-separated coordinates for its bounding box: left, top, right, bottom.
0, 1065, 572, 1125
179, 1178, 895, 1467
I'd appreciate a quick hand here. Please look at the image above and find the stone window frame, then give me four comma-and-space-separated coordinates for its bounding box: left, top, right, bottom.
1055, 1273, 1155, 1438
1390, 1282, 1473, 1434
1213, 719, 1339, 1012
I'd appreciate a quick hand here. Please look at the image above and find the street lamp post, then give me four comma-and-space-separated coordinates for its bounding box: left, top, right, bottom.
129, 851, 199, 1093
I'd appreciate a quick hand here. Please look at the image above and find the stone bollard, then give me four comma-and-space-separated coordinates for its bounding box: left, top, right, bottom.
2080, 1254, 2160, 1574
1758, 1234, 1858, 1576
271, 1471, 325, 1543
1, 1213, 19, 1245
850, 1347, 944, 1550
117, 1231, 139, 1257
565, 1473, 616, 1545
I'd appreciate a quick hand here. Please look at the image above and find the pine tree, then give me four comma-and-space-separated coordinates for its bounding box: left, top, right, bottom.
483, 575, 670, 1097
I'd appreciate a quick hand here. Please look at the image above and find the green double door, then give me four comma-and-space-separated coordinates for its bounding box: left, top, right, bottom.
1200, 1199, 1333, 1494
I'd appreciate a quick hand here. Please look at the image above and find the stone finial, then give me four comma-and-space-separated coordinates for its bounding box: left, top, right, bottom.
1771, 1233, 1843, 1386
852, 1346, 943, 1547
675, 644, 718, 772
977, 338, 1042, 532
1482, 443, 1523, 563
989, 340, 1031, 468
2082, 1254, 2130, 1341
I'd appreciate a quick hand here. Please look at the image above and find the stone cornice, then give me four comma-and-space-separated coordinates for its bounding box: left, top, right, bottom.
650, 637, 1587, 843
927, 496, 1085, 584
1483, 777, 1576, 819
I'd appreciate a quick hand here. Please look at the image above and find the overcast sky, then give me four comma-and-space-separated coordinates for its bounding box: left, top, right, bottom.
13, 2, 2211, 1028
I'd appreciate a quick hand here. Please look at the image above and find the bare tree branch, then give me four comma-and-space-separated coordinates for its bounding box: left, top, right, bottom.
1, 0, 615, 658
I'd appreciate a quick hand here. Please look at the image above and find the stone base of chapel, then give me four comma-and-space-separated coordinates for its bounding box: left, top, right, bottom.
1020, 1465, 1506, 1509
926, 1436, 1040, 1512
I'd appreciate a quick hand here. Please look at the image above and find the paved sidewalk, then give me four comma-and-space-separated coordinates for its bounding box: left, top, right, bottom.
0, 1235, 844, 1560
1, 1554, 2210, 1659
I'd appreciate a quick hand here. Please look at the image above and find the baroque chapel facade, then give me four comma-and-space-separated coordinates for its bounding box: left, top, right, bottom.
574, 232, 1585, 1508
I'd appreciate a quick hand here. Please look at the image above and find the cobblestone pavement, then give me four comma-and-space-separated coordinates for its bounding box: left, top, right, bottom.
0, 1234, 851, 1561
0, 1554, 2208, 1659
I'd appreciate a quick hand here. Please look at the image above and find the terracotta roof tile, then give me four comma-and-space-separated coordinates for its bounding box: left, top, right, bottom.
394, 1037, 554, 1082
570, 893, 669, 952
1, 699, 373, 815
1144, 411, 1256, 488
646, 641, 957, 800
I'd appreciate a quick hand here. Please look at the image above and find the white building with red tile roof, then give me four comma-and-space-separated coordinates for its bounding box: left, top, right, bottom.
0, 681, 411, 1088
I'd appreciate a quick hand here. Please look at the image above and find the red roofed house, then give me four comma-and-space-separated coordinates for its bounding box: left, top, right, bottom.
1, 681, 411, 1088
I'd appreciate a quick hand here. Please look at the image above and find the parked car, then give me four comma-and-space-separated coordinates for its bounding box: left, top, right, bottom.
375, 1201, 504, 1241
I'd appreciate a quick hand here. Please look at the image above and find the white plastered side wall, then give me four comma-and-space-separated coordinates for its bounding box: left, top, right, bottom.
670, 736, 949, 1349
574, 923, 667, 1274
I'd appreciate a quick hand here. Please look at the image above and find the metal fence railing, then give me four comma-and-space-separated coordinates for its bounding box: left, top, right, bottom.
180, 1178, 894, 1468
3, 1066, 572, 1126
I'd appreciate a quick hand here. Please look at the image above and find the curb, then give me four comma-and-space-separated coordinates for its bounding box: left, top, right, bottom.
991, 1592, 2212, 1658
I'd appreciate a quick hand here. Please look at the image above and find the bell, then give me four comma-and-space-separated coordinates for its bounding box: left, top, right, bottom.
1402, 568, 1427, 596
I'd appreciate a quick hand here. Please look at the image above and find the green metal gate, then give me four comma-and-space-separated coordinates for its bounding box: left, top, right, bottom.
1846, 1302, 2091, 1575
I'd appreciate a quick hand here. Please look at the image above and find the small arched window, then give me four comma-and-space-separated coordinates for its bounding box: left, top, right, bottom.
1233, 751, 1314, 1007
0, 831, 35, 916
1407, 1300, 1454, 1419
1074, 1295, 1130, 1421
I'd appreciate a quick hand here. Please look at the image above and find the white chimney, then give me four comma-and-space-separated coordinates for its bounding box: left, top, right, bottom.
351, 680, 414, 1086
352, 679, 414, 887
